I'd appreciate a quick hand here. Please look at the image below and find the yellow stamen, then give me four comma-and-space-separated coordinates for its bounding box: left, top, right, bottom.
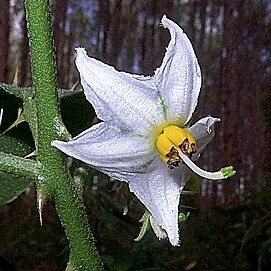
156, 125, 197, 169
156, 125, 236, 180
156, 133, 177, 156
164, 125, 197, 157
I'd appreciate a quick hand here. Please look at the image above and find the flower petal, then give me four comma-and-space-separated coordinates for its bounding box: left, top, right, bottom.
51, 122, 156, 180
187, 116, 220, 159
128, 158, 191, 246
154, 15, 201, 125
75, 48, 164, 135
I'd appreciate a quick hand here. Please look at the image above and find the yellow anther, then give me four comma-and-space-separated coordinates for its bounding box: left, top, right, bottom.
164, 125, 196, 157
156, 125, 197, 169
156, 133, 177, 157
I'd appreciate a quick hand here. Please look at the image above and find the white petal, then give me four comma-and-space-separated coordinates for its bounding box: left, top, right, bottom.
128, 158, 191, 246
187, 116, 220, 159
75, 48, 164, 135
51, 122, 156, 180
154, 15, 201, 125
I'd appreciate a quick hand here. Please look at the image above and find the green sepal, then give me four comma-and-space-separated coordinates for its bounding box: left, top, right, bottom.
123, 205, 129, 216
178, 212, 190, 223
134, 211, 151, 242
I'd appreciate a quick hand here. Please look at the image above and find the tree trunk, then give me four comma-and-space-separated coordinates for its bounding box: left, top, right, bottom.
0, 0, 10, 82
219, 0, 246, 205
53, 0, 68, 88
19, 9, 30, 86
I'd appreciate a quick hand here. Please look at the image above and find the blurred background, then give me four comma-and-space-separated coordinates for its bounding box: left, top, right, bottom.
0, 0, 271, 270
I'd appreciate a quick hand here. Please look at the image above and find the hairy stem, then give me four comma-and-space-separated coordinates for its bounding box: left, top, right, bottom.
25, 0, 103, 269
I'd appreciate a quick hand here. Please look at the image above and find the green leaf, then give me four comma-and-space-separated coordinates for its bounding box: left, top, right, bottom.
0, 82, 26, 99
111, 249, 133, 271
0, 117, 36, 206
0, 171, 33, 205
0, 134, 33, 156
0, 92, 23, 133
1, 86, 95, 140
60, 90, 96, 136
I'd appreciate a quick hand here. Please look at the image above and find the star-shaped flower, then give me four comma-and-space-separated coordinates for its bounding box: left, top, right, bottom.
52, 15, 235, 246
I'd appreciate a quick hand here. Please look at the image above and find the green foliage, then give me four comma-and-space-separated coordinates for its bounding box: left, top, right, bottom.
0, 90, 35, 205
60, 90, 96, 136
0, 83, 25, 99
0, 0, 103, 268
1, 0, 271, 270
179, 185, 271, 271
1, 143, 271, 270
0, 197, 68, 270
0, 85, 95, 205
0, 169, 33, 205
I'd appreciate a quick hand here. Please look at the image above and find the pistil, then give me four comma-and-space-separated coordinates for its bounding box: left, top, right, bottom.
178, 151, 235, 180
156, 125, 236, 180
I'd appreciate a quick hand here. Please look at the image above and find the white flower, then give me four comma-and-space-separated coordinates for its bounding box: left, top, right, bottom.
52, 15, 235, 246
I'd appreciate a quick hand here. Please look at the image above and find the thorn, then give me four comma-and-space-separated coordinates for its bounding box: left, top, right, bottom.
36, 182, 46, 226
12, 65, 19, 87
70, 80, 79, 91
2, 107, 24, 134
24, 150, 37, 159
0, 107, 3, 126
38, 192, 44, 226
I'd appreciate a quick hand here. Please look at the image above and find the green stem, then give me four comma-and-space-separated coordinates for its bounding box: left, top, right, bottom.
0, 151, 41, 179
25, 0, 103, 270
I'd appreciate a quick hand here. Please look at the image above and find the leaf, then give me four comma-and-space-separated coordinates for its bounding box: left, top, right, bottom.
0, 132, 34, 205
0, 171, 33, 205
2, 107, 25, 134
0, 82, 25, 99
1, 85, 95, 138
0, 82, 80, 101
0, 86, 94, 205
0, 134, 33, 156
60, 90, 96, 136
0, 92, 23, 133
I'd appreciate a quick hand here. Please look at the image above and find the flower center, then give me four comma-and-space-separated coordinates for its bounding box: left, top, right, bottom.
156, 125, 197, 169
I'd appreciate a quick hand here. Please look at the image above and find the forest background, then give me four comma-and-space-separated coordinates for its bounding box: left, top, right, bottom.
0, 0, 271, 270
